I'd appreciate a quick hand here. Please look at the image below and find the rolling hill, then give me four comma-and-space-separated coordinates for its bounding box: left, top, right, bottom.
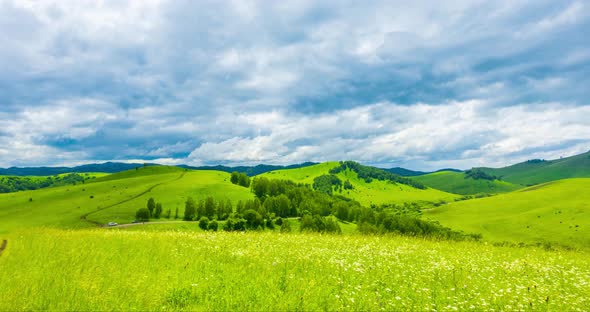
0, 166, 254, 233
182, 162, 318, 176
260, 162, 458, 206
477, 150, 590, 185
424, 178, 590, 249
413, 170, 523, 195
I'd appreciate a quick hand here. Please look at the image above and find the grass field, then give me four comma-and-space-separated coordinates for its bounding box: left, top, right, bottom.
425, 178, 590, 249
413, 170, 523, 195
260, 162, 458, 206
0, 166, 254, 233
0, 229, 588, 311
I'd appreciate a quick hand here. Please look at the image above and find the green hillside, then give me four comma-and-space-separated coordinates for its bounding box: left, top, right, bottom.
260, 162, 458, 206
0, 166, 254, 233
478, 151, 590, 185
425, 178, 590, 249
413, 170, 522, 195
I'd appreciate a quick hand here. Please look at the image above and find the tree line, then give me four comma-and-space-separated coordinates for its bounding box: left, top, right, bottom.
0, 173, 94, 193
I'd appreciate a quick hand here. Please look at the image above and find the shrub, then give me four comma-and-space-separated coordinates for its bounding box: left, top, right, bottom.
198, 217, 210, 230
280, 219, 292, 233
208, 220, 219, 231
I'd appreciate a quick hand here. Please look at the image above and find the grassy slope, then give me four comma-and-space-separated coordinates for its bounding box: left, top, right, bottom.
89, 170, 254, 224
1, 229, 588, 311
260, 162, 458, 206
0, 166, 254, 233
413, 171, 523, 195
479, 151, 590, 185
425, 178, 590, 249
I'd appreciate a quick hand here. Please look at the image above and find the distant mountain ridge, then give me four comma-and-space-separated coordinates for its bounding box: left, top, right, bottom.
0, 162, 149, 176
0, 162, 319, 177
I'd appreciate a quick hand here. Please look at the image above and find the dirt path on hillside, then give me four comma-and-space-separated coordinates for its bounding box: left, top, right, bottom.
80, 171, 187, 226
104, 221, 193, 228
0, 240, 7, 256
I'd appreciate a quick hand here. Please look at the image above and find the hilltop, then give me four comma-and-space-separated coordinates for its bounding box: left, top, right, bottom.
181, 162, 317, 176
412, 170, 522, 195
259, 161, 458, 206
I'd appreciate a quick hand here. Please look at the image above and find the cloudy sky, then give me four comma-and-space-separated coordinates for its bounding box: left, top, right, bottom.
0, 0, 589, 170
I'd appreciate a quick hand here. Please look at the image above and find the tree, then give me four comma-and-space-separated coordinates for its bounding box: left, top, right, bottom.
174, 207, 179, 219
165, 208, 171, 219
204, 196, 216, 218
238, 173, 250, 187
334, 202, 350, 221
155, 203, 163, 219
251, 177, 270, 199
230, 172, 239, 184
198, 217, 210, 230
135, 208, 150, 222
184, 197, 196, 221
147, 198, 156, 216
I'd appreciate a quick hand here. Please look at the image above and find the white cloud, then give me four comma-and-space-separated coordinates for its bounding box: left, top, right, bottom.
187, 101, 590, 170
0, 1, 589, 169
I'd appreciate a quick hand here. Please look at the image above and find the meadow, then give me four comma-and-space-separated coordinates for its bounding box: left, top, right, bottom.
425, 178, 590, 249
1, 161, 589, 311
1, 229, 588, 311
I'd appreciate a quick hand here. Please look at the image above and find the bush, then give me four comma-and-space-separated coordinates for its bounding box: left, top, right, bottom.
135, 208, 150, 222
198, 217, 210, 230
224, 217, 246, 232
243, 209, 263, 229
208, 220, 219, 231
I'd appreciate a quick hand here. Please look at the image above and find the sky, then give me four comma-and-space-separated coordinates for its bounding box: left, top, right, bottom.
0, 0, 589, 171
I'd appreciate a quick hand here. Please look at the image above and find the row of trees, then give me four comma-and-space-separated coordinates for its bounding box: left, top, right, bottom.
230, 172, 251, 187
135, 197, 173, 221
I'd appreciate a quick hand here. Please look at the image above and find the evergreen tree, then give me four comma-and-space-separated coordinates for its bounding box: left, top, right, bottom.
147, 197, 156, 216
184, 197, 196, 221
155, 202, 163, 219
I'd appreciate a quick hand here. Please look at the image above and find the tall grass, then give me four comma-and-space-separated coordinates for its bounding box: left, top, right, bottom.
1, 229, 588, 310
